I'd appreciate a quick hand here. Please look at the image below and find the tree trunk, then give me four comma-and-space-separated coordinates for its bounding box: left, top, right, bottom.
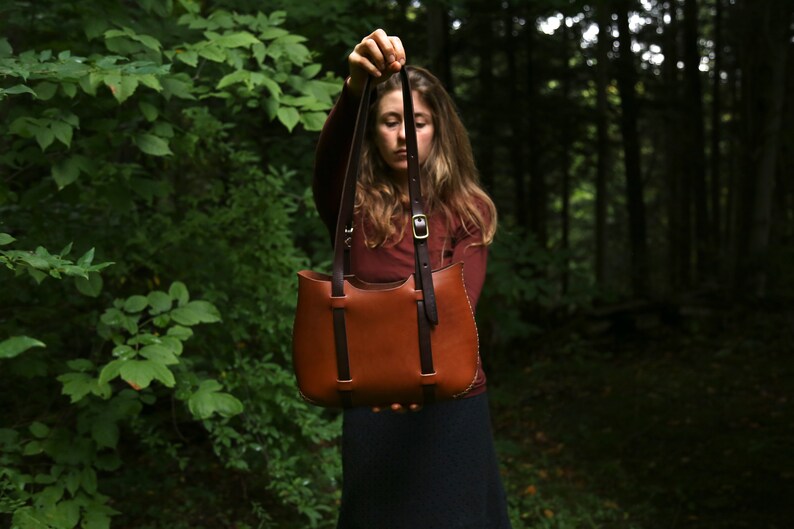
560, 23, 573, 294
594, 0, 611, 287
504, 3, 527, 227
734, 0, 791, 296
525, 15, 547, 246
427, 2, 453, 90
682, 0, 712, 280
615, 1, 649, 296
477, 6, 495, 191
710, 0, 723, 254
662, 0, 687, 290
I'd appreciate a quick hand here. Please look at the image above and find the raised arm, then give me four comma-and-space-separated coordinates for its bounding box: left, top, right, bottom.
312, 29, 407, 238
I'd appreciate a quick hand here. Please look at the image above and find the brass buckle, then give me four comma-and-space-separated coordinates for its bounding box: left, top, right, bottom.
412, 214, 429, 239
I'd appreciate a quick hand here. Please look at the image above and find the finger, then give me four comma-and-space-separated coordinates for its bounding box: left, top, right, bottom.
349, 50, 383, 78
390, 36, 406, 65
355, 38, 388, 72
366, 28, 397, 66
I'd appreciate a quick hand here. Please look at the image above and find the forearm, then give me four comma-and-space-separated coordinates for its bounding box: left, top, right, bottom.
312, 82, 359, 236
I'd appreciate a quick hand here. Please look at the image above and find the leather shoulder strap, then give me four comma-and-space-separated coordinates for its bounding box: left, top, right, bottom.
331, 69, 439, 325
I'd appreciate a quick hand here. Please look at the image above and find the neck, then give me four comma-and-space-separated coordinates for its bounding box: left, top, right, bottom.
391, 170, 409, 194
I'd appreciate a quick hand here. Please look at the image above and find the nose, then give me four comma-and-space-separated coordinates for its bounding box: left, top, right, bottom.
397, 124, 406, 141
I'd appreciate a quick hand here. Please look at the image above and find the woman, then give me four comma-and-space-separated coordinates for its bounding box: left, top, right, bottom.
313, 29, 511, 529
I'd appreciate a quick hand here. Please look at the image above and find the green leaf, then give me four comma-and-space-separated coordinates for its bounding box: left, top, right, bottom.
139, 101, 159, 122
300, 64, 322, 78
152, 121, 173, 138
138, 74, 162, 92
147, 290, 172, 313
112, 344, 135, 359
100, 308, 125, 327
35, 126, 55, 151
263, 97, 278, 120
277, 107, 300, 132
123, 295, 149, 313
168, 281, 189, 305
134, 133, 172, 156
170, 300, 221, 326
29, 422, 49, 438
91, 420, 119, 449
197, 45, 225, 62
64, 470, 80, 495
0, 38, 12, 58
62, 265, 88, 279
75, 272, 102, 297
52, 157, 81, 189
3, 84, 37, 96
51, 499, 80, 529
57, 372, 95, 403
12, 507, 50, 529
176, 50, 198, 67
122, 314, 139, 335
66, 358, 93, 371
214, 31, 259, 48
252, 42, 266, 63
98, 359, 125, 385
134, 34, 162, 52
82, 510, 111, 529
50, 121, 73, 147
77, 247, 95, 267
0, 336, 45, 359
167, 325, 193, 340
159, 336, 183, 355
119, 360, 175, 388
34, 473, 57, 485
81, 467, 99, 495
34, 81, 59, 100
300, 112, 327, 132
0, 233, 15, 246
153, 314, 171, 327
161, 75, 195, 99
27, 268, 47, 284
139, 344, 179, 365
217, 69, 249, 90
62, 82, 77, 98
259, 27, 289, 40
188, 380, 243, 419
23, 440, 43, 455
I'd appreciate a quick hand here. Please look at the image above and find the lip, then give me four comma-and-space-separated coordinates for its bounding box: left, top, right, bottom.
394, 149, 407, 155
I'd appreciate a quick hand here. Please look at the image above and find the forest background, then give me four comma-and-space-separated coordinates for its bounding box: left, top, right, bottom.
1, 0, 791, 528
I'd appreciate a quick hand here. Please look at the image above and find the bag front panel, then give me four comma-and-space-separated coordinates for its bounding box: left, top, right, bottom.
292, 263, 479, 407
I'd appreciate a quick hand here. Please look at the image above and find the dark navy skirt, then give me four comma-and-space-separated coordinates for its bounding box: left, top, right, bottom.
337, 392, 512, 529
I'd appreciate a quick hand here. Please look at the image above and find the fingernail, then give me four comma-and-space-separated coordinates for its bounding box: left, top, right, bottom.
388, 54, 395, 63
399, 58, 406, 65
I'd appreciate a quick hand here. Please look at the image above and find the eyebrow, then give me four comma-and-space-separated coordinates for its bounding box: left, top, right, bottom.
380, 111, 431, 119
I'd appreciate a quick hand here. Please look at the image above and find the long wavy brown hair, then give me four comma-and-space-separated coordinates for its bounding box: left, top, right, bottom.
355, 66, 497, 248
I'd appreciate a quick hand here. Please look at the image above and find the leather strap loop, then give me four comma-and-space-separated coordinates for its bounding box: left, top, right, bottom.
400, 69, 439, 325
330, 68, 439, 405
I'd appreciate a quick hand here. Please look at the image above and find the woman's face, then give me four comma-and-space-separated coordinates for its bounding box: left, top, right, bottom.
373, 89, 434, 180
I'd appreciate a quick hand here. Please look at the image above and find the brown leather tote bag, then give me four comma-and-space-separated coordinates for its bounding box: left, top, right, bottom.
292, 68, 480, 409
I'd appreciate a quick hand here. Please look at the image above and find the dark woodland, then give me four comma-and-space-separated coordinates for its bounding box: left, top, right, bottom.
0, 0, 792, 528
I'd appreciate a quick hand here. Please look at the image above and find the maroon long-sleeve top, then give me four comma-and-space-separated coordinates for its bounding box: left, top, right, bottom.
313, 83, 488, 396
